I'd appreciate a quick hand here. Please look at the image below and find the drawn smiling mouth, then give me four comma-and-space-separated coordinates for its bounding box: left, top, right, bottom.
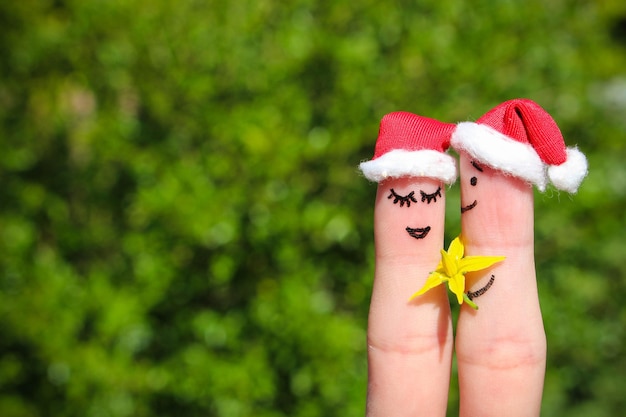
461, 200, 478, 213
406, 226, 431, 239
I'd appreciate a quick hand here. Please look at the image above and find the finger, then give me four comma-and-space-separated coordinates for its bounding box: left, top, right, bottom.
366, 176, 453, 417
455, 153, 546, 417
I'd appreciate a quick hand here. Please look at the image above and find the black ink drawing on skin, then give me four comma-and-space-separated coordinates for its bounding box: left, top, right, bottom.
461, 161, 483, 213
471, 160, 484, 172
466, 275, 495, 301
420, 187, 442, 204
460, 200, 477, 213
388, 189, 418, 207
406, 226, 431, 240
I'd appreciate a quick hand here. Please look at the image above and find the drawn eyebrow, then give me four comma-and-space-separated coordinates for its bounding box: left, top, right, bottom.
471, 161, 484, 172
420, 187, 442, 204
388, 189, 418, 207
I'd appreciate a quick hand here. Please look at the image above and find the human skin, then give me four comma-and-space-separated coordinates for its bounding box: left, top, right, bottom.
455, 153, 546, 417
366, 156, 546, 416
366, 176, 453, 416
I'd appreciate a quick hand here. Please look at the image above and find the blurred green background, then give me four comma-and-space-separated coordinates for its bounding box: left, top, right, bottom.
1, 0, 625, 416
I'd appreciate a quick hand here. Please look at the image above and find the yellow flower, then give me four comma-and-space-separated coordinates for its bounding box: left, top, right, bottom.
410, 236, 505, 309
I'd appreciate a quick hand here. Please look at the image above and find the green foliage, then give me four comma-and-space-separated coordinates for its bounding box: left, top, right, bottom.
1, 0, 626, 415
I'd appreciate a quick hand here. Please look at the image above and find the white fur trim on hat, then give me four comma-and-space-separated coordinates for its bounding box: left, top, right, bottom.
547, 147, 588, 193
359, 149, 457, 183
451, 122, 548, 191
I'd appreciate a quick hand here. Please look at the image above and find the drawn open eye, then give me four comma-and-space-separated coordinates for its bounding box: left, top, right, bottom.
420, 187, 442, 204
388, 189, 418, 207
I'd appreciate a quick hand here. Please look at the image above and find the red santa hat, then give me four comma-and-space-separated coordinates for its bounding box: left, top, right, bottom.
451, 99, 588, 193
359, 111, 457, 183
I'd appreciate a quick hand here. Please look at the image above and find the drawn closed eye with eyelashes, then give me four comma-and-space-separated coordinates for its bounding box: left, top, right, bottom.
389, 187, 442, 207
388, 189, 418, 207
420, 187, 442, 204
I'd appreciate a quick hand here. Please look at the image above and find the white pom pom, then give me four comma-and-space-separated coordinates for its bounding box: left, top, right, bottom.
547, 147, 588, 193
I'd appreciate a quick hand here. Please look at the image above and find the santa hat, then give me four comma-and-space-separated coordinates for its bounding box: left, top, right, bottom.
359, 111, 457, 183
451, 99, 588, 193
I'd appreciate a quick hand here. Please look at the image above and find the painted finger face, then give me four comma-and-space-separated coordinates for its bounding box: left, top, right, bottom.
378, 177, 444, 241
458, 151, 535, 247
387, 186, 442, 239
461, 160, 482, 214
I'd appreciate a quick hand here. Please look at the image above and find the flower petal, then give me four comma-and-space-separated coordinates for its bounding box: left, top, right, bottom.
448, 237, 464, 259
458, 255, 505, 274
440, 248, 456, 276
409, 272, 446, 300
448, 274, 466, 304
